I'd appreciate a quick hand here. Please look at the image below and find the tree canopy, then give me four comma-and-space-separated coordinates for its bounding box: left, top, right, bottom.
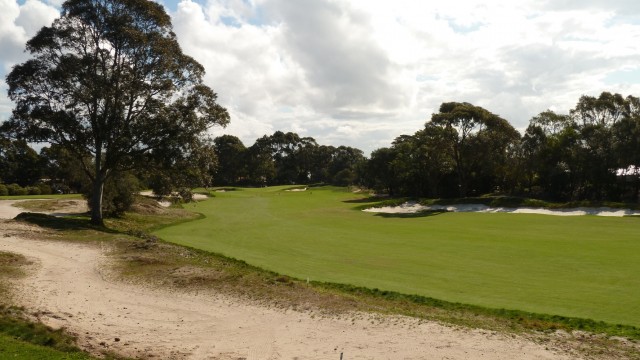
0, 138, 43, 186
210, 132, 366, 187
2, 0, 229, 224
368, 93, 640, 202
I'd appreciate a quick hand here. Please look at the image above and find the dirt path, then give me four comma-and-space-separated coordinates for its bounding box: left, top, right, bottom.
0, 200, 31, 219
0, 202, 576, 359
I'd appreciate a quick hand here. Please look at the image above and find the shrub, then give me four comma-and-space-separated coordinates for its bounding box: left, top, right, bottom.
37, 183, 53, 195
52, 184, 70, 194
148, 174, 173, 197
26, 186, 41, 195
6, 184, 27, 196
177, 187, 193, 202
85, 173, 141, 217
0, 184, 8, 196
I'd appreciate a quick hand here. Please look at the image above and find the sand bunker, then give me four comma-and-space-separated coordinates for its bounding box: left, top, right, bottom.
364, 202, 640, 217
139, 191, 208, 207
285, 187, 308, 192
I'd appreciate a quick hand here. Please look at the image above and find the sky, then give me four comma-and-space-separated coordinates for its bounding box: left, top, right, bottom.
2, 0, 640, 154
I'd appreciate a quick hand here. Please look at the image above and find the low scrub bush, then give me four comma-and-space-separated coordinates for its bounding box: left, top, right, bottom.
26, 186, 41, 195
6, 184, 27, 196
85, 173, 141, 217
37, 183, 52, 195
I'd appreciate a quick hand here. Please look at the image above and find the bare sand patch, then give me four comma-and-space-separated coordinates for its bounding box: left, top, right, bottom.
0, 199, 88, 219
0, 200, 27, 219
364, 202, 640, 217
139, 191, 208, 207
285, 187, 308, 192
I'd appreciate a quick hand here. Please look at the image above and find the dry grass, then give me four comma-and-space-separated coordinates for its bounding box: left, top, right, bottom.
13, 199, 84, 213
0, 220, 36, 305
0, 251, 32, 305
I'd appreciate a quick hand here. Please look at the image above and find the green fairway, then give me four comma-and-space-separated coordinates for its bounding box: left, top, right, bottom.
155, 186, 640, 327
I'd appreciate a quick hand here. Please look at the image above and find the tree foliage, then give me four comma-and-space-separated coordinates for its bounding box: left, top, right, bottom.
3, 0, 229, 224
211, 132, 365, 187
371, 93, 640, 202
213, 135, 248, 185
0, 138, 43, 186
430, 102, 520, 196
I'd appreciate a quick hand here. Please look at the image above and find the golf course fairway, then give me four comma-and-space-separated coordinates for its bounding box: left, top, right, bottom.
154, 186, 640, 327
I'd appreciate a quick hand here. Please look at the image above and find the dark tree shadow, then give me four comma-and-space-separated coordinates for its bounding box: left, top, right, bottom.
14, 212, 118, 233
373, 210, 449, 218
343, 196, 388, 204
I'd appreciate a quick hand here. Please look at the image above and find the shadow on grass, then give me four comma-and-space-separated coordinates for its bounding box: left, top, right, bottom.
343, 196, 388, 204
13, 213, 118, 233
373, 210, 449, 218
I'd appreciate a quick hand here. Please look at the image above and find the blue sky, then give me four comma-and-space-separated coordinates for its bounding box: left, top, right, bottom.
3, 0, 640, 154
161, 0, 192, 12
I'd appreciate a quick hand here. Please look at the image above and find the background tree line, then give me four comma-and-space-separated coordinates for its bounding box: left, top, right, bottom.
0, 130, 366, 196
211, 131, 366, 187
365, 92, 640, 202
4, 91, 640, 206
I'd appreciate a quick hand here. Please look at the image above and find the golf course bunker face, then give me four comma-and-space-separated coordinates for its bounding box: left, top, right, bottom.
363, 202, 640, 217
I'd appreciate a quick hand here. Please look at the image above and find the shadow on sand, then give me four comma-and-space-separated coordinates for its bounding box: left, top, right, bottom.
373, 210, 449, 218
14, 212, 117, 232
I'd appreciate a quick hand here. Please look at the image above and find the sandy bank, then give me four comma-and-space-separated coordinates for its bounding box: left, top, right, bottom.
364, 202, 640, 217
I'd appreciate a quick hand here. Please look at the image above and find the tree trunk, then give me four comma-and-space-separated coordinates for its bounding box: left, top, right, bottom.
90, 140, 105, 226
90, 177, 104, 226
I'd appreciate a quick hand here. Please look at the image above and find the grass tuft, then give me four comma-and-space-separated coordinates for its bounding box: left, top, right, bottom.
0, 306, 79, 353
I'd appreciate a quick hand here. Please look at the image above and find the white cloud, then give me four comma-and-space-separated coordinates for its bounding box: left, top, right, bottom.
0, 0, 58, 121
0, 1, 27, 69
15, 0, 59, 37
2, 0, 640, 154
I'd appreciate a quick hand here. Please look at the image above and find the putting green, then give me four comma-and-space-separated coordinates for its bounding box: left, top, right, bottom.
155, 186, 640, 326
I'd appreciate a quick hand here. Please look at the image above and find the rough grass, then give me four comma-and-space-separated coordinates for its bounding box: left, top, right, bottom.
13, 199, 86, 213
0, 332, 95, 360
0, 305, 114, 360
0, 251, 31, 305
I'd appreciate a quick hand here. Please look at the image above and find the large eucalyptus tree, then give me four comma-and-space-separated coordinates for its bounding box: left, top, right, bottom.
431, 102, 520, 196
3, 0, 229, 224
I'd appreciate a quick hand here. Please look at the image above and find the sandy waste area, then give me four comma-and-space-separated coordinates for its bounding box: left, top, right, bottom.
139, 191, 208, 207
0, 200, 577, 359
364, 202, 640, 217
